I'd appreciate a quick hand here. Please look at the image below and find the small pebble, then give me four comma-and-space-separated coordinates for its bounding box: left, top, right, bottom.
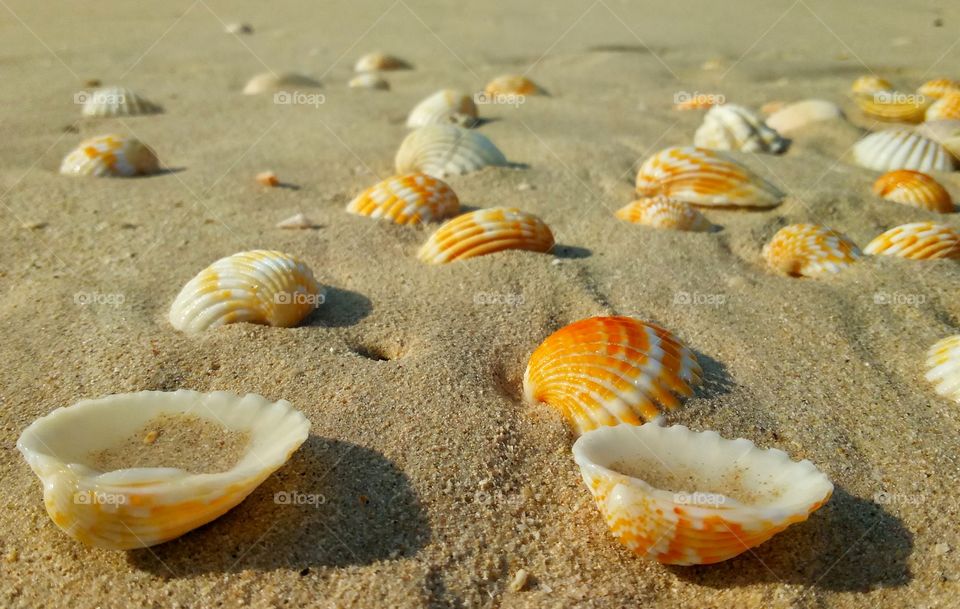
508, 569, 529, 592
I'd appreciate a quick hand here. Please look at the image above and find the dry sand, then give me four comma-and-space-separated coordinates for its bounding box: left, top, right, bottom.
1, 0, 960, 607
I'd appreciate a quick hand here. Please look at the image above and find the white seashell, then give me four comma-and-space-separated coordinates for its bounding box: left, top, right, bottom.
348, 73, 389, 90
276, 213, 316, 229
851, 129, 955, 173
80, 86, 162, 117
395, 125, 508, 178
60, 134, 159, 177
406, 89, 478, 128
916, 120, 960, 160
224, 22, 253, 35
243, 72, 321, 95
926, 336, 960, 403
354, 52, 410, 72
693, 104, 788, 153
766, 99, 844, 133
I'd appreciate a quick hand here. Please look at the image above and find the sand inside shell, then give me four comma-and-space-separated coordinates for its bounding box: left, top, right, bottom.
609, 459, 781, 506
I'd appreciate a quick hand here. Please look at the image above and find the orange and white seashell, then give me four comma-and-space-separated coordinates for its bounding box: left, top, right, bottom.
872, 170, 954, 213
483, 75, 544, 97
354, 51, 410, 72
926, 92, 960, 122
572, 423, 833, 565
396, 125, 507, 178
523, 316, 702, 434
256, 171, 279, 187
406, 89, 478, 128
926, 335, 960, 403
851, 129, 955, 172
346, 172, 460, 225
693, 104, 788, 153
417, 207, 553, 264
853, 91, 929, 123
917, 79, 960, 100
80, 86, 162, 117
916, 120, 960, 159
863, 222, 960, 259
635, 146, 784, 208
765, 99, 843, 133
763, 224, 862, 277
17, 390, 309, 549
60, 134, 159, 177
851, 75, 894, 95
348, 73, 389, 90
242, 72, 321, 95
615, 196, 712, 232
169, 250, 321, 333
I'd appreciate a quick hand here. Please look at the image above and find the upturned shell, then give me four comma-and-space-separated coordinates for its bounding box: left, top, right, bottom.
572, 423, 833, 565
169, 250, 321, 333
242, 72, 321, 95
765, 99, 844, 133
763, 224, 862, 278
346, 172, 460, 225
523, 316, 702, 435
863, 222, 960, 259
635, 146, 784, 208
615, 196, 712, 232
926, 92, 960, 122
406, 89, 478, 128
853, 91, 929, 123
60, 134, 159, 177
926, 335, 960, 403
694, 104, 788, 153
851, 75, 894, 95
851, 130, 955, 172
395, 125, 508, 178
918, 79, 960, 99
17, 390, 309, 549
418, 207, 554, 264
483, 75, 544, 97
80, 86, 162, 117
348, 73, 389, 90
354, 52, 410, 72
872, 170, 954, 213
916, 120, 960, 159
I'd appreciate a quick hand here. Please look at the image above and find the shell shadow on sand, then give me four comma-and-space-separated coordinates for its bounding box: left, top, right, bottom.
306, 285, 372, 327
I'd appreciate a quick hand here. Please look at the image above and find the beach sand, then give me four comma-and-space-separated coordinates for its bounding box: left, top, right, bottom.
1, 0, 959, 607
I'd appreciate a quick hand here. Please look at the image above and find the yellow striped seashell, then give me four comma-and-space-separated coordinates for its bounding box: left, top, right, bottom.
406, 89, 478, 128
926, 335, 960, 403
17, 390, 309, 549
348, 73, 389, 90
573, 423, 833, 565
242, 72, 321, 95
354, 51, 411, 72
169, 250, 321, 333
693, 104, 788, 153
80, 86, 162, 117
926, 92, 960, 122
418, 207, 554, 264
851, 75, 894, 95
863, 222, 960, 259
872, 170, 954, 213
853, 91, 929, 123
763, 223, 862, 278
59, 134, 159, 177
615, 196, 712, 232
483, 75, 544, 97
346, 172, 460, 225
851, 129, 955, 172
916, 120, 960, 160
765, 99, 843, 133
395, 125, 508, 178
917, 79, 960, 100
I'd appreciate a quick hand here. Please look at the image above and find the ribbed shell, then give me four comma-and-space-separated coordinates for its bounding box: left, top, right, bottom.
693, 104, 788, 153
916, 120, 960, 159
851, 75, 894, 95
346, 173, 460, 225
81, 86, 162, 117
395, 125, 508, 178
406, 89, 478, 128
242, 72, 321, 95
853, 92, 929, 123
918, 79, 960, 99
872, 170, 954, 213
765, 99, 843, 133
418, 207, 554, 264
59, 134, 159, 177
763, 224, 862, 277
484, 75, 543, 96
523, 316, 702, 435
354, 52, 410, 72
926, 335, 960, 403
863, 222, 960, 259
926, 92, 960, 122
614, 197, 712, 232
851, 130, 955, 172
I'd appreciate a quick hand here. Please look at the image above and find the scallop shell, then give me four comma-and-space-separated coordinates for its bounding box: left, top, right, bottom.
354, 52, 410, 72
59, 134, 159, 177
169, 250, 321, 333
406, 89, 478, 128
614, 196, 712, 232
851, 75, 894, 95
916, 120, 960, 159
348, 73, 389, 90
851, 130, 955, 172
16, 390, 309, 549
872, 170, 954, 213
926, 92, 960, 122
635, 146, 784, 208
346, 173, 460, 225
765, 99, 844, 133
853, 91, 929, 123
693, 104, 788, 153
763, 224, 862, 278
80, 86, 162, 117
926, 335, 960, 403
572, 423, 833, 565
242, 72, 321, 95
523, 316, 702, 435
918, 79, 960, 100
395, 125, 508, 178
484, 75, 544, 97
863, 222, 960, 259
417, 207, 554, 264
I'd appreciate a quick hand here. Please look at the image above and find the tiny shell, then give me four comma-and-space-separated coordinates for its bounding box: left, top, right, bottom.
346, 172, 460, 225
243, 72, 321, 95
766, 99, 843, 133
872, 170, 954, 213
276, 213, 315, 229
853, 91, 929, 123
60, 134, 159, 177
917, 79, 960, 100
615, 196, 712, 232
224, 22, 253, 35
916, 120, 960, 159
763, 224, 862, 277
851, 130, 955, 172
523, 316, 702, 434
851, 75, 894, 95
80, 86, 162, 117
354, 52, 410, 72
406, 89, 478, 128
863, 222, 960, 259
396, 125, 508, 178
693, 104, 788, 153
348, 73, 389, 90
635, 146, 784, 208
572, 423, 833, 565
17, 390, 309, 549
926, 335, 960, 403
484, 75, 544, 97
169, 250, 321, 333
256, 171, 279, 187
926, 92, 960, 122
417, 207, 553, 264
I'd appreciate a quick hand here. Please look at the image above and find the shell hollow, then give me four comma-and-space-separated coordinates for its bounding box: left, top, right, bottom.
346, 173, 460, 225
763, 224, 862, 278
926, 336, 960, 403
418, 207, 553, 264
615, 197, 712, 232
60, 134, 159, 177
872, 170, 954, 213
863, 222, 960, 260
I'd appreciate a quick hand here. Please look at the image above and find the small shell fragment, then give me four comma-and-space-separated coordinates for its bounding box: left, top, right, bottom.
60, 134, 159, 177
926, 335, 960, 403
354, 52, 410, 72
615, 196, 712, 232
418, 207, 553, 264
406, 89, 478, 128
851, 130, 955, 172
346, 172, 459, 225
243, 72, 321, 95
863, 222, 960, 260
872, 170, 954, 213
766, 99, 843, 133
693, 104, 788, 153
348, 73, 389, 90
396, 125, 508, 178
484, 75, 544, 97
926, 92, 960, 122
276, 213, 315, 229
80, 86, 162, 117
256, 171, 279, 187
763, 224, 862, 277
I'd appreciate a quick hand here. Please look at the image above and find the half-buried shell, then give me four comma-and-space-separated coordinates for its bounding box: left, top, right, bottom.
765, 99, 843, 133
396, 125, 508, 178
615, 197, 712, 232
863, 222, 960, 260
417, 207, 553, 264
926, 335, 960, 404
851, 130, 955, 172
483, 75, 544, 97
763, 224, 862, 278
80, 86, 162, 117
60, 134, 159, 177
851, 75, 894, 95
872, 170, 954, 213
693, 104, 788, 153
354, 52, 410, 72
346, 172, 460, 225
406, 89, 478, 128
243, 72, 321, 95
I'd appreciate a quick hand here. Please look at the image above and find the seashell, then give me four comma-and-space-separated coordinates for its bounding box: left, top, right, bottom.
348, 73, 389, 90
926, 92, 960, 122
523, 316, 702, 434
417, 207, 553, 264
59, 134, 159, 177
863, 222, 960, 259
169, 250, 321, 333
346, 172, 460, 225
354, 51, 410, 72
395, 125, 508, 178
851, 75, 894, 95
851, 129, 955, 172
763, 224, 861, 277
224, 22, 253, 35
483, 75, 544, 97
916, 120, 960, 159
572, 423, 833, 565
406, 89, 478, 128
917, 79, 960, 100
80, 86, 162, 117
926, 335, 960, 403
17, 390, 309, 549
635, 146, 784, 208
760, 100, 786, 115
853, 91, 929, 123
614, 196, 712, 232
673, 94, 723, 111
276, 212, 315, 229
765, 99, 843, 133
872, 170, 954, 213
693, 104, 789, 153
256, 171, 279, 187
243, 72, 321, 95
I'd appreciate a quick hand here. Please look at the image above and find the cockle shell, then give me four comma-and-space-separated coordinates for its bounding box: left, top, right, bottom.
243, 72, 321, 95
918, 79, 960, 100
765, 99, 843, 133
926, 92, 960, 122
395, 125, 508, 178
635, 146, 784, 208
354, 52, 410, 72
484, 75, 544, 97
851, 75, 894, 95
572, 423, 833, 565
346, 172, 460, 225
853, 92, 929, 123
916, 120, 960, 159
348, 73, 390, 90
863, 222, 960, 259
693, 104, 788, 153
926, 335, 960, 403
80, 86, 162, 117
763, 224, 862, 277
59, 134, 159, 177
16, 390, 309, 549
418, 207, 554, 264
523, 316, 702, 435
872, 170, 954, 213
169, 250, 321, 333
406, 89, 478, 128
615, 196, 712, 232
851, 130, 955, 172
